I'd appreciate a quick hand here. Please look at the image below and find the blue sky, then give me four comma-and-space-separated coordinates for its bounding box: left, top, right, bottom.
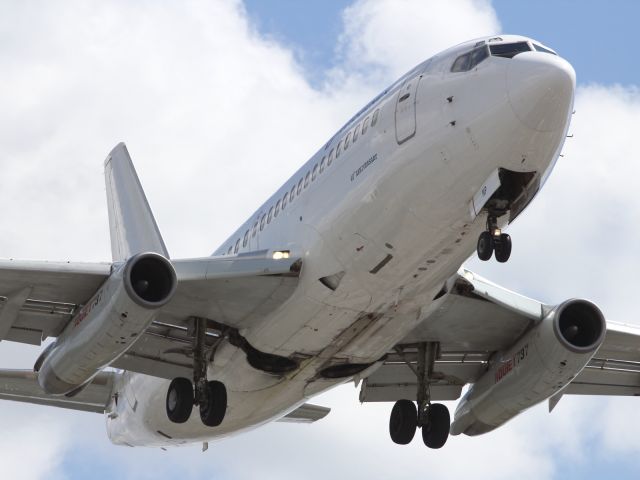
245, 0, 640, 87
1, 1, 640, 479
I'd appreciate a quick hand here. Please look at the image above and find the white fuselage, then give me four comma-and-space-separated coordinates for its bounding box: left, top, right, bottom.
106, 35, 576, 447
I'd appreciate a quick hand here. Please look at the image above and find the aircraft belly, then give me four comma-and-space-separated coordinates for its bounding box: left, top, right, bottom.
108, 363, 314, 447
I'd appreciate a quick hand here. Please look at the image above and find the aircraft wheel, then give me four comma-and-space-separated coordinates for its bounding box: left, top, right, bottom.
494, 233, 512, 263
477, 231, 494, 261
389, 399, 417, 445
422, 403, 450, 449
166, 377, 193, 424
200, 380, 227, 427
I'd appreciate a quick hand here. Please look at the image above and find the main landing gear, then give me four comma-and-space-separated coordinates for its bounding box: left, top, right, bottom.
477, 215, 511, 263
388, 343, 450, 449
166, 317, 227, 427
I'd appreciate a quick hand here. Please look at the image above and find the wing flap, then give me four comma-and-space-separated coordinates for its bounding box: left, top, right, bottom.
562, 322, 640, 396
0, 370, 115, 413
0, 260, 110, 344
359, 351, 489, 403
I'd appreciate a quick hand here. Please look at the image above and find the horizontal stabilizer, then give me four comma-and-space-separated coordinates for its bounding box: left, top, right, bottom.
0, 369, 115, 413
278, 403, 330, 423
105, 143, 169, 261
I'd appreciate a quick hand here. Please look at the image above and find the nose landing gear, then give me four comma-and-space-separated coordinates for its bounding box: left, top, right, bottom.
388, 343, 450, 449
477, 216, 512, 263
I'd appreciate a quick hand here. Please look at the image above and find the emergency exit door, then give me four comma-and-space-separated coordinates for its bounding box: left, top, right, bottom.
394, 74, 421, 144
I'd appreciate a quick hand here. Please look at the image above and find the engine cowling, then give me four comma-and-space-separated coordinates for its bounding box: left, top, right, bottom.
450, 299, 605, 436
37, 252, 177, 395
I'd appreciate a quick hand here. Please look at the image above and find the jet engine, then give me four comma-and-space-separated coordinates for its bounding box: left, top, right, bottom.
450, 299, 605, 436
36, 252, 177, 395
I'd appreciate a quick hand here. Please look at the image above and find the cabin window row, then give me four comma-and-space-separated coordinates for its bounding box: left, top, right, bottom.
226, 108, 380, 255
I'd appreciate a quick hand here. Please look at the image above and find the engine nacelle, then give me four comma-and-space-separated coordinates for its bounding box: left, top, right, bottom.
450, 299, 605, 436
37, 252, 177, 395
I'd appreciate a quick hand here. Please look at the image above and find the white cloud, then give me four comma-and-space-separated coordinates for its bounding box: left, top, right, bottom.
0, 405, 71, 480
336, 0, 500, 79
1, 0, 640, 479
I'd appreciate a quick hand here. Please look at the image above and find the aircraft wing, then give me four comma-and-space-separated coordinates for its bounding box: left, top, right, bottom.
0, 369, 115, 413
359, 269, 640, 402
0, 259, 111, 345
0, 253, 300, 377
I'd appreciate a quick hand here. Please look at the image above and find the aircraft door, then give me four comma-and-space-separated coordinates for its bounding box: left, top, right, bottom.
395, 74, 421, 144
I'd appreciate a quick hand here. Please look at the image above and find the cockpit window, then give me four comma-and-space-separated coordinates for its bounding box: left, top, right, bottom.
533, 43, 556, 55
450, 45, 489, 73
489, 42, 531, 58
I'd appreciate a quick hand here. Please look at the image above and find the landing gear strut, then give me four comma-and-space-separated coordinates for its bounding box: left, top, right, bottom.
477, 216, 511, 263
388, 343, 450, 449
166, 317, 227, 427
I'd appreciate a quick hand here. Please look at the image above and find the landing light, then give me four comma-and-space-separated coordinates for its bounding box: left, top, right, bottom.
272, 251, 290, 260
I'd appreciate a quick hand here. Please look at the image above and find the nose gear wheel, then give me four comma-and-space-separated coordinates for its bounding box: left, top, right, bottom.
477, 216, 511, 263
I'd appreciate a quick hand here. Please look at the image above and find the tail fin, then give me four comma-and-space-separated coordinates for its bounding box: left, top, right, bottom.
104, 143, 169, 261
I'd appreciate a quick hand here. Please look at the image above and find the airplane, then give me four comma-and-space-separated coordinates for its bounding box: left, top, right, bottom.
1, 34, 639, 450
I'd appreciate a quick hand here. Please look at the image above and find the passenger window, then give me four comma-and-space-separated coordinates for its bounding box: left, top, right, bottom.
320, 156, 326, 173
336, 140, 343, 158
353, 124, 360, 142
227, 245, 233, 255
290, 184, 296, 201
234, 239, 240, 254
282, 191, 288, 209
267, 207, 273, 224
243, 230, 249, 248
260, 214, 266, 231
275, 200, 281, 217
328, 148, 334, 166
304, 171, 310, 188
362, 116, 369, 135
297, 178, 304, 195
345, 132, 352, 149
252, 221, 258, 238
312, 164, 318, 181
371, 109, 379, 127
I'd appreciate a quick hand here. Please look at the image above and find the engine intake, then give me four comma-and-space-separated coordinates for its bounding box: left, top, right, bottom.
124, 252, 177, 308
554, 299, 605, 353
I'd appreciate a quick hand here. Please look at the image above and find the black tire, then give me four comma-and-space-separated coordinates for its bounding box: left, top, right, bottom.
389, 400, 417, 445
200, 380, 227, 427
477, 231, 494, 261
422, 403, 450, 449
494, 233, 512, 263
166, 377, 193, 424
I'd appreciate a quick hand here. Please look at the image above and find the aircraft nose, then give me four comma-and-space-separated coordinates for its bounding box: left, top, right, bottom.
506, 53, 576, 132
